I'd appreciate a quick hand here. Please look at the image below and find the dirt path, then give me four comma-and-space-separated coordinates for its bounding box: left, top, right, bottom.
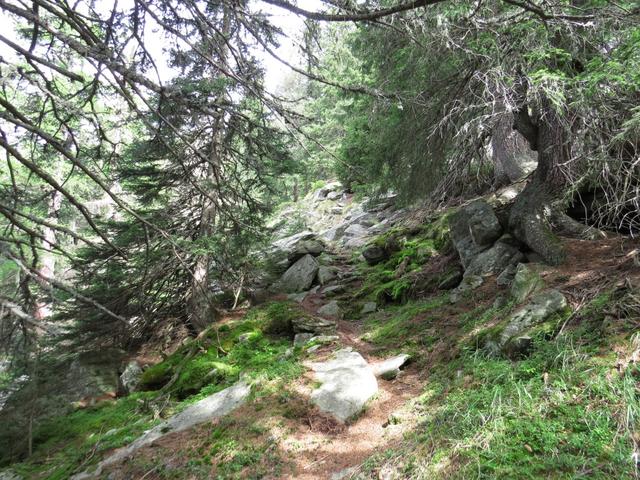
275, 251, 426, 479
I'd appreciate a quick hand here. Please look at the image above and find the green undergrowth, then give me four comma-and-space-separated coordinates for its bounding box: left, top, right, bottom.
9, 392, 161, 479
140, 301, 305, 399
357, 290, 640, 479
362, 296, 448, 354
7, 301, 304, 478
362, 335, 637, 478
356, 213, 454, 304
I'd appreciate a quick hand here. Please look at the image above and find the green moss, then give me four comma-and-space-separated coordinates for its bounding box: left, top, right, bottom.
139, 361, 174, 389
363, 296, 447, 352
247, 301, 305, 335
173, 358, 239, 398
357, 211, 454, 304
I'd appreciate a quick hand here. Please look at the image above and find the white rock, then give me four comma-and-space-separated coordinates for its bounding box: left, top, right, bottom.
308, 349, 378, 422
371, 354, 410, 380
71, 382, 251, 479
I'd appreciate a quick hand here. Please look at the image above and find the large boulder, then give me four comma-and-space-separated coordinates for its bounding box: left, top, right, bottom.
500, 290, 567, 345
71, 382, 251, 479
287, 238, 325, 263
450, 200, 503, 268
317, 300, 343, 319
308, 349, 378, 422
481, 290, 569, 357
464, 239, 525, 279
274, 254, 319, 293
317, 266, 338, 285
268, 231, 325, 266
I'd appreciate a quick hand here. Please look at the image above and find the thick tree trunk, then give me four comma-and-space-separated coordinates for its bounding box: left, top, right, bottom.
491, 111, 538, 188
509, 97, 576, 265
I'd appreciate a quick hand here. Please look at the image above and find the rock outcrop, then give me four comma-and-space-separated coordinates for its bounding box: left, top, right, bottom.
117, 361, 142, 396
275, 254, 319, 293
482, 289, 569, 357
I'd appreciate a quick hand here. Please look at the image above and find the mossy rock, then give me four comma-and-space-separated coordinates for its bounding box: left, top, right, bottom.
174, 358, 238, 398
139, 362, 174, 390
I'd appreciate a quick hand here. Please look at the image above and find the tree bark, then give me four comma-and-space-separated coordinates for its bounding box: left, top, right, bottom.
509, 97, 574, 265
491, 111, 538, 188
187, 7, 231, 332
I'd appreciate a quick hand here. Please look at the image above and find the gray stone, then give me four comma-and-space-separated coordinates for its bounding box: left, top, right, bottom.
309, 335, 340, 344
118, 361, 142, 395
496, 264, 517, 286
510, 263, 544, 303
307, 345, 321, 353
292, 316, 336, 335
323, 284, 346, 296
371, 354, 410, 380
317, 266, 338, 285
344, 236, 368, 248
500, 290, 568, 348
275, 254, 319, 293
313, 182, 342, 201
287, 291, 307, 304
468, 207, 503, 247
344, 223, 368, 238
464, 241, 525, 278
288, 239, 325, 262
361, 302, 377, 315
71, 382, 250, 479
450, 200, 502, 268
294, 333, 315, 347
450, 274, 483, 303
327, 191, 343, 201
318, 300, 343, 319
272, 230, 316, 252
308, 349, 378, 422
362, 244, 387, 266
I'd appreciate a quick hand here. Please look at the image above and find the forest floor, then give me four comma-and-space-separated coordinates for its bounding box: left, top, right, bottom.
5, 195, 640, 480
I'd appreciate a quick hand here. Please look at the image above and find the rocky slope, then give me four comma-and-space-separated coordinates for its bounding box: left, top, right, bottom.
3, 181, 640, 479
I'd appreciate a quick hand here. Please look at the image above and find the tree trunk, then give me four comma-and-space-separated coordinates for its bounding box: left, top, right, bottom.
34, 169, 63, 320
491, 111, 538, 188
187, 7, 231, 332
509, 97, 576, 265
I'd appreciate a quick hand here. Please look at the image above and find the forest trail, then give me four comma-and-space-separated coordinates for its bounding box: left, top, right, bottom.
270, 248, 426, 479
